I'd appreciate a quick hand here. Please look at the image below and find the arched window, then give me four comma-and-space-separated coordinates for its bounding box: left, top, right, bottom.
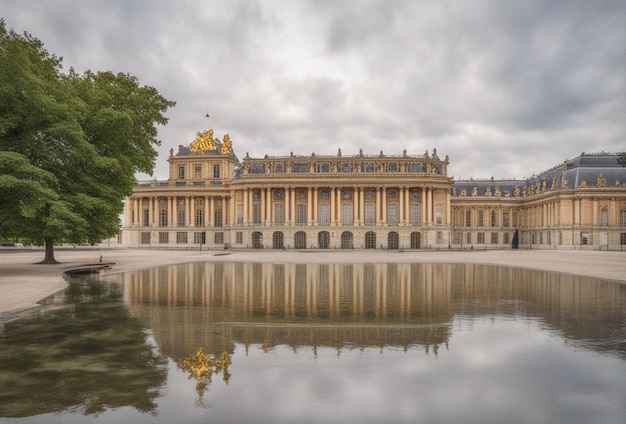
294, 231, 307, 249
341, 232, 353, 249
272, 232, 284, 249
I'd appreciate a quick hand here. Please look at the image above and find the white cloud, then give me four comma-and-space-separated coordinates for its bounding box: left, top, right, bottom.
2, 0, 623, 180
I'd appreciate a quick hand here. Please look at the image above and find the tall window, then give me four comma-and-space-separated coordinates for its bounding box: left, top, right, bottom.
491, 232, 498, 244
195, 210, 204, 227
160, 210, 167, 227
141, 232, 150, 244
365, 203, 376, 225
143, 209, 149, 227
503, 212, 510, 228
435, 203, 443, 225
620, 210, 626, 226
275, 204, 284, 225
194, 164, 202, 179
214, 210, 223, 227
237, 204, 243, 225
465, 210, 471, 227
253, 204, 261, 224
477, 232, 485, 244
177, 210, 185, 226
478, 210, 484, 227
159, 232, 168, 244
213, 164, 220, 179
296, 204, 307, 226
319, 204, 330, 225
410, 204, 420, 225
341, 203, 353, 225
236, 231, 243, 244
176, 232, 187, 244
214, 232, 224, 244
387, 204, 398, 225
178, 166, 185, 179
600, 208, 608, 227
491, 210, 497, 227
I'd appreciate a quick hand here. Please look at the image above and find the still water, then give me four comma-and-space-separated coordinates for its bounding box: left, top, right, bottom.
0, 262, 625, 424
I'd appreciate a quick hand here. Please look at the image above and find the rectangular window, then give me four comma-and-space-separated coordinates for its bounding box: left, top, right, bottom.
195, 210, 204, 227
435, 203, 443, 225
600, 209, 608, 227
159, 232, 169, 244
621, 233, 626, 245
453, 232, 461, 244
410, 204, 420, 225
477, 232, 485, 244
252, 204, 261, 224
319, 204, 330, 225
365, 203, 376, 225
503, 233, 510, 245
236, 231, 243, 244
214, 232, 224, 244
213, 164, 220, 179
141, 232, 150, 244
237, 204, 243, 225
490, 210, 497, 227
194, 231, 205, 244
478, 211, 484, 227
387, 204, 398, 225
341, 203, 353, 225
177, 210, 185, 227
466, 232, 472, 244
143, 209, 149, 227
293, 163, 308, 173
491, 232, 498, 244
581, 232, 589, 245
436, 231, 443, 243
620, 210, 626, 227
275, 204, 284, 225
194, 164, 202, 179
503, 212, 510, 228
176, 232, 188, 244
178, 166, 185, 180
465, 210, 471, 227
296, 204, 307, 226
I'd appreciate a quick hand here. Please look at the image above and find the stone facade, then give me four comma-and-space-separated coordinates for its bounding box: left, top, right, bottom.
122, 129, 626, 250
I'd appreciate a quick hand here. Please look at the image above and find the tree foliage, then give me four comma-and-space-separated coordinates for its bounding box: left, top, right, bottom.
0, 20, 175, 262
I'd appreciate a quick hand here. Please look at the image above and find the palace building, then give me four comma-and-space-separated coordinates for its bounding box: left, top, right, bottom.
122, 129, 626, 250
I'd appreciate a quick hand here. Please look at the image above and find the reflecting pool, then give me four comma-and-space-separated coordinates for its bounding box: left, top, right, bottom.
1, 262, 625, 424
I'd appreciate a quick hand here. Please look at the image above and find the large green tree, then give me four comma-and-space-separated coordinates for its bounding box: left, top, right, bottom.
0, 20, 175, 263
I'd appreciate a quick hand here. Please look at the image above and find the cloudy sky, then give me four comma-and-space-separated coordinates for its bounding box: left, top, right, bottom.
3, 0, 624, 180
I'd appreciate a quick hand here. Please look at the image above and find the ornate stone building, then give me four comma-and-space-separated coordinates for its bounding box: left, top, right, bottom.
122, 129, 626, 250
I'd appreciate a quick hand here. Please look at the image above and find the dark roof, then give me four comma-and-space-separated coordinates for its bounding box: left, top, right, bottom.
452, 152, 626, 197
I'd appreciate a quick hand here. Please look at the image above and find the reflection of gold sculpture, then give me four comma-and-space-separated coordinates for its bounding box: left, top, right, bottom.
221, 133, 232, 155
190, 129, 216, 153
178, 347, 232, 405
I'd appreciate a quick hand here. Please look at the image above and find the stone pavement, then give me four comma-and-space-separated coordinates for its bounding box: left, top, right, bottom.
1, 247, 625, 321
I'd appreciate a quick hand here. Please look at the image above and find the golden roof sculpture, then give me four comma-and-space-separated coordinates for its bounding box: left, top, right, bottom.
189, 129, 216, 153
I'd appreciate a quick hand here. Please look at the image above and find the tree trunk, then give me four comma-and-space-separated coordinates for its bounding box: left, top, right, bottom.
38, 237, 59, 264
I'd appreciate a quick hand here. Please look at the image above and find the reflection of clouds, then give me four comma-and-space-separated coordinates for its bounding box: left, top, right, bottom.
202, 320, 624, 424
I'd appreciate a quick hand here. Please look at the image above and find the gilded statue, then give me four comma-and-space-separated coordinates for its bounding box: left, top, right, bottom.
595, 173, 608, 187
485, 187, 492, 196
514, 185, 520, 197
494, 186, 501, 197
221, 133, 232, 155
190, 129, 216, 153
471, 186, 478, 196
550, 176, 557, 190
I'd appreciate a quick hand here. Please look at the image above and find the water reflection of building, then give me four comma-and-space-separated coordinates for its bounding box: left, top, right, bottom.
121, 262, 454, 358
115, 262, 625, 360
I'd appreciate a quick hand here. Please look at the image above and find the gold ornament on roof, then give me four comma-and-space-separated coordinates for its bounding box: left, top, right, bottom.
595, 173, 608, 187
221, 133, 232, 155
190, 129, 216, 153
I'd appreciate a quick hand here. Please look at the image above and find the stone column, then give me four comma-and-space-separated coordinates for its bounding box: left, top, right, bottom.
359, 187, 365, 225
375, 188, 381, 224
307, 187, 313, 225
382, 187, 387, 224
331, 186, 337, 224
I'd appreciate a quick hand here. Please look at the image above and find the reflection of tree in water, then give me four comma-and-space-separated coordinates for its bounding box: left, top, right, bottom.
177, 347, 231, 407
0, 279, 168, 418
